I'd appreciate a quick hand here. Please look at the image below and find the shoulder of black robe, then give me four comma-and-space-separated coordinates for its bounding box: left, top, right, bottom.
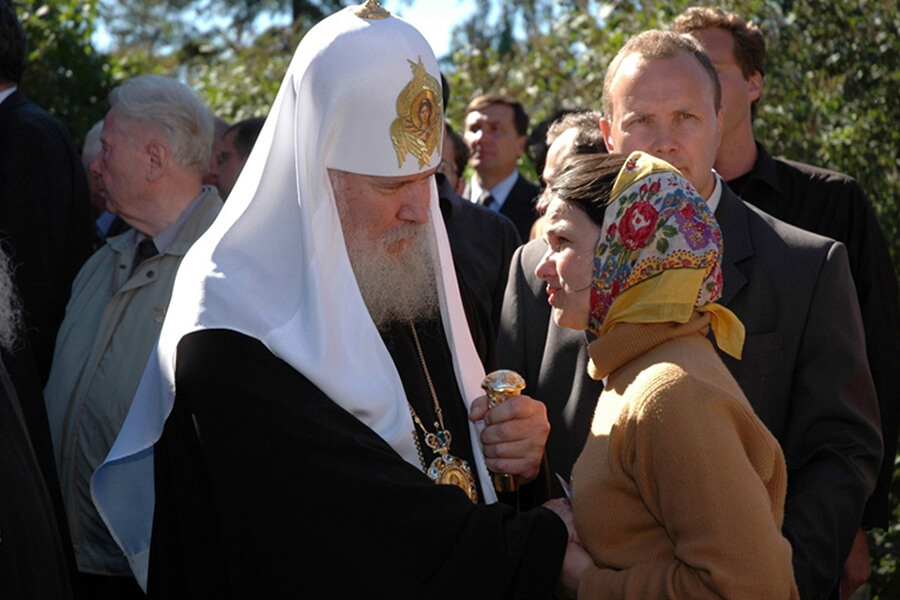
150, 329, 566, 600
0, 356, 74, 600
1, 340, 79, 595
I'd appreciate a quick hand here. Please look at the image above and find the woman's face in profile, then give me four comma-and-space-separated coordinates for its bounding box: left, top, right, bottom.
535, 196, 601, 330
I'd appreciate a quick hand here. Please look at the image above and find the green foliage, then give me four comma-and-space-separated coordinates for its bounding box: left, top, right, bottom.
18, 0, 113, 145
95, 0, 350, 121
758, 0, 900, 269
187, 23, 305, 121
871, 454, 900, 600
100, 0, 194, 56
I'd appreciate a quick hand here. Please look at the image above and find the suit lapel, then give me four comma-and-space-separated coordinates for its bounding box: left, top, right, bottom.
461, 181, 473, 201
715, 185, 753, 307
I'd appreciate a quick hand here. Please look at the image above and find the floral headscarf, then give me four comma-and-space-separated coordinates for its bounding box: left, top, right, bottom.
589, 151, 744, 358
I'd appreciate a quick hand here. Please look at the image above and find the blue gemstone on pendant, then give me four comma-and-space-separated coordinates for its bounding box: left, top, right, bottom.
436, 429, 452, 447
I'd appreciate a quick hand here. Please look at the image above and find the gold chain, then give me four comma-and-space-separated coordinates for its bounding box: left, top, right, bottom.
408, 321, 446, 434
405, 322, 478, 502
409, 403, 428, 471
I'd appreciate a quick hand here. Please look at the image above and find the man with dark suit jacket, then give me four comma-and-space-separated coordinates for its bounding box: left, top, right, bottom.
673, 9, 900, 597
500, 31, 881, 600
462, 93, 539, 240
0, 3, 94, 384
439, 122, 521, 337
0, 4, 90, 596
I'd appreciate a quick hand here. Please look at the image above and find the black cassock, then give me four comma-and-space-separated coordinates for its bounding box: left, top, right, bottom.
0, 358, 73, 599
149, 324, 566, 599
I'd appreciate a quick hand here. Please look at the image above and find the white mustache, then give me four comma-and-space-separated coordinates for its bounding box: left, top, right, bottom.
382, 223, 425, 245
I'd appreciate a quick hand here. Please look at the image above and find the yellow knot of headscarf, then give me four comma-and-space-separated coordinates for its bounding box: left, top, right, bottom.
590, 151, 745, 359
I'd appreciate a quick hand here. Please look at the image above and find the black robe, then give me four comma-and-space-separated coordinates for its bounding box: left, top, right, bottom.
0, 357, 74, 599
149, 328, 566, 599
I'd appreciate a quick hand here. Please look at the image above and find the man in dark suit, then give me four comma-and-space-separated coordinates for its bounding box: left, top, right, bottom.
210, 116, 265, 200
462, 93, 539, 240
673, 9, 900, 597
0, 2, 94, 384
0, 6, 89, 596
439, 122, 521, 337
500, 30, 881, 600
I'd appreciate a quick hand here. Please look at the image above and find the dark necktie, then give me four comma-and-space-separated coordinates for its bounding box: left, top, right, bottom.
132, 238, 158, 275
478, 190, 495, 208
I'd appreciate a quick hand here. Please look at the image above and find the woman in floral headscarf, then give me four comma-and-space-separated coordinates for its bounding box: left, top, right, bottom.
539, 151, 798, 599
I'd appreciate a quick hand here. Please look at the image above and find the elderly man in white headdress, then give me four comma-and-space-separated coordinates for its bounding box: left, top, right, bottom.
92, 1, 568, 596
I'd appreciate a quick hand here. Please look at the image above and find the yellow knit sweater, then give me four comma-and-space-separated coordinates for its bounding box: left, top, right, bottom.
572, 316, 799, 599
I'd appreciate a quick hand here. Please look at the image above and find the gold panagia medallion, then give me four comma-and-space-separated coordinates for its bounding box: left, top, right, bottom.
425, 430, 478, 502
389, 57, 442, 169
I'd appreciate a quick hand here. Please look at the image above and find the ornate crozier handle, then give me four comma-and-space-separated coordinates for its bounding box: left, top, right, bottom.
481, 369, 526, 493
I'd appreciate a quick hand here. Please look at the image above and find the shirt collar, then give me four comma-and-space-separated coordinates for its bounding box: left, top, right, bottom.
469, 169, 520, 210
0, 86, 18, 106
707, 170, 723, 214
748, 142, 783, 195
136, 186, 212, 254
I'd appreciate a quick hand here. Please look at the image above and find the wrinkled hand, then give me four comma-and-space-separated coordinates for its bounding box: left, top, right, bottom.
840, 528, 871, 599
470, 393, 549, 483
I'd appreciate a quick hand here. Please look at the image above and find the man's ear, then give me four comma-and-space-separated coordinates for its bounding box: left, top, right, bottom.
599, 118, 616, 152
146, 141, 168, 181
516, 134, 527, 158
715, 107, 725, 147
747, 71, 763, 104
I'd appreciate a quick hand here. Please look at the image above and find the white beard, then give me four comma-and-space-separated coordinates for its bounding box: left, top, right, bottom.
345, 221, 441, 330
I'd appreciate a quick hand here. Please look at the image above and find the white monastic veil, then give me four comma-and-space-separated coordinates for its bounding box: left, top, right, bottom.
91, 5, 494, 589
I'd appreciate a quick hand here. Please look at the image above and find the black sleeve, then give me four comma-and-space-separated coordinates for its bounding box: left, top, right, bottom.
150, 329, 566, 600
844, 186, 900, 528
0, 358, 74, 600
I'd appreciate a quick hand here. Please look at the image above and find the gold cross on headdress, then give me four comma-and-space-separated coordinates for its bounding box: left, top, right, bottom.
354, 0, 390, 19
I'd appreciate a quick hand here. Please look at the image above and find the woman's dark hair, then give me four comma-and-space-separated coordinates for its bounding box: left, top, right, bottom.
542, 152, 628, 225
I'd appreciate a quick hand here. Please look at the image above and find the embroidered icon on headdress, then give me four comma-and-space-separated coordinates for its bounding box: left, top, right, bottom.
390, 57, 443, 168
